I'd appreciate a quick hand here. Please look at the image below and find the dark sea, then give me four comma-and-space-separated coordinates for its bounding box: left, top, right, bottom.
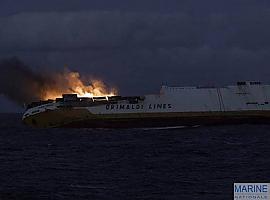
0, 113, 269, 200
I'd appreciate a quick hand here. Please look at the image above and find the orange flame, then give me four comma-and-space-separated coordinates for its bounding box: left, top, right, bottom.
41, 69, 117, 100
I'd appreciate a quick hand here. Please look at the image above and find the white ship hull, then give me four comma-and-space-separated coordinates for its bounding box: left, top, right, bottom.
22, 81, 270, 128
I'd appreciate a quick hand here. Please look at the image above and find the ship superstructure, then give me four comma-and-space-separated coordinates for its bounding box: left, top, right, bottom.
22, 81, 270, 128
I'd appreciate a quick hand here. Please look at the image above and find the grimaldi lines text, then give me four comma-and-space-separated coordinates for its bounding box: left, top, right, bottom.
106, 104, 172, 110
22, 81, 270, 128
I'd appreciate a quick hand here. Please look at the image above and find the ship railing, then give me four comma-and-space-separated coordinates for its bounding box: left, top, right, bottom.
26, 99, 54, 109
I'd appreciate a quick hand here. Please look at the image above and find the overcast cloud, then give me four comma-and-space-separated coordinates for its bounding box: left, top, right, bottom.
1, 0, 270, 112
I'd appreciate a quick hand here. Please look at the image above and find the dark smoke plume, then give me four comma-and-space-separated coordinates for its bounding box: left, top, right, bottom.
0, 57, 116, 106
0, 57, 46, 106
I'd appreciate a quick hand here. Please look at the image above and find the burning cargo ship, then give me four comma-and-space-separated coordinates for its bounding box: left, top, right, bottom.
22, 81, 270, 128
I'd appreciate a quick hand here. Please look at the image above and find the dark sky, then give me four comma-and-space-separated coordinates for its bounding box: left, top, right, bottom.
1, 0, 270, 112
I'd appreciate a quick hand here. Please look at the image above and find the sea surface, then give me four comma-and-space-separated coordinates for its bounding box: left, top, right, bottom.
0, 113, 269, 200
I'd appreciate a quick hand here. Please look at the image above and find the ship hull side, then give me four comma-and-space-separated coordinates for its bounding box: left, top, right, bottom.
62, 112, 270, 128
23, 109, 270, 128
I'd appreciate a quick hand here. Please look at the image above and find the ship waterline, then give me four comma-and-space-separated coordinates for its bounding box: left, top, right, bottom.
22, 81, 270, 128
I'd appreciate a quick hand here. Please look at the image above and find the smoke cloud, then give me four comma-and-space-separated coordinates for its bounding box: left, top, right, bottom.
0, 57, 116, 106
0, 57, 45, 105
